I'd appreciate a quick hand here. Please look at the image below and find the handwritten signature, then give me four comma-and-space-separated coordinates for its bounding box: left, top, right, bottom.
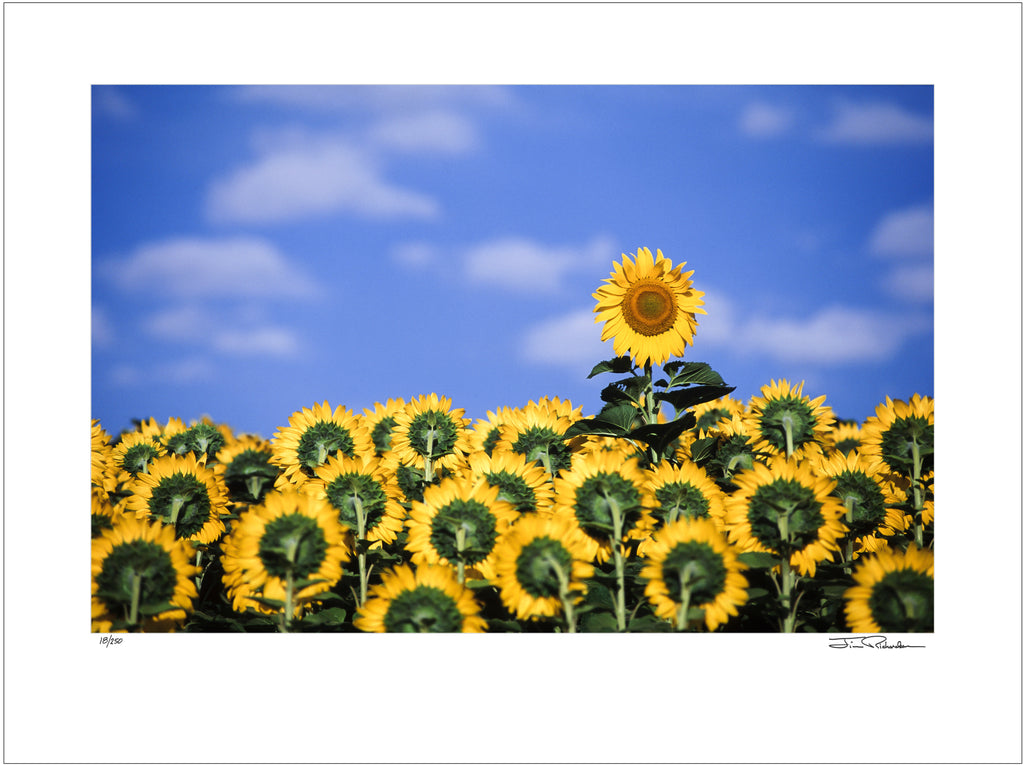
829, 635, 924, 649
98, 634, 123, 647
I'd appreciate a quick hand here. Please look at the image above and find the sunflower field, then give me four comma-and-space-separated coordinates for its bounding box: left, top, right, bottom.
91, 247, 934, 634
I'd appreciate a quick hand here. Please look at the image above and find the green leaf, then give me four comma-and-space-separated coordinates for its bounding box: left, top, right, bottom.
584, 582, 616, 611
300, 607, 347, 626
291, 577, 330, 592
563, 402, 639, 439
582, 612, 619, 632
655, 385, 736, 412
587, 356, 636, 378
485, 618, 523, 633
738, 552, 783, 569
627, 614, 672, 632
689, 436, 719, 464
661, 361, 728, 387
137, 602, 180, 616
245, 595, 286, 609
626, 413, 696, 455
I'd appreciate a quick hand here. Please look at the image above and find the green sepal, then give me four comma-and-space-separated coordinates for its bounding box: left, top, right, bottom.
737, 552, 783, 569
655, 385, 736, 412
587, 356, 635, 378
465, 579, 491, 590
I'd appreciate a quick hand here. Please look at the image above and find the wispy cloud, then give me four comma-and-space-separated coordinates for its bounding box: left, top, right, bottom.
206, 139, 439, 224
462, 234, 616, 294
690, 289, 931, 365
367, 110, 480, 154
144, 303, 304, 358
520, 307, 613, 368
882, 264, 934, 303
816, 101, 932, 145
92, 305, 115, 347
868, 204, 934, 257
739, 102, 794, 138
93, 86, 138, 121
232, 85, 516, 114
391, 241, 440, 269
109, 356, 217, 388
103, 236, 321, 298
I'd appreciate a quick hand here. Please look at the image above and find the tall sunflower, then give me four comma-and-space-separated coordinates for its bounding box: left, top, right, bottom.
271, 402, 374, 490
405, 476, 519, 582
492, 515, 594, 627
844, 544, 934, 632
125, 454, 230, 544
220, 490, 349, 623
639, 517, 749, 631
91, 516, 199, 632
593, 247, 706, 368
354, 563, 487, 633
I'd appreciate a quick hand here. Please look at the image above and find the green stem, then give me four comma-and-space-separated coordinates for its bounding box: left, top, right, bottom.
547, 557, 577, 633
642, 362, 660, 465
128, 571, 142, 629
281, 568, 294, 633
423, 426, 436, 483
608, 496, 627, 632
911, 438, 924, 548
842, 496, 856, 570
455, 526, 467, 585
169, 496, 185, 526
675, 564, 696, 631
354, 495, 368, 606
781, 414, 795, 459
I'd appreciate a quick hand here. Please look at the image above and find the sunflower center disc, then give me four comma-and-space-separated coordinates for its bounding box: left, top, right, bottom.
622, 280, 678, 336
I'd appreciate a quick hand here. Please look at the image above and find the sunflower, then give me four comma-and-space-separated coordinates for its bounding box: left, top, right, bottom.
405, 476, 519, 581
462, 448, 555, 515
105, 431, 167, 485
354, 563, 487, 633
92, 516, 199, 631
723, 456, 847, 577
744, 379, 834, 462
362, 397, 407, 456
829, 421, 865, 456
125, 454, 230, 544
272, 402, 374, 490
644, 459, 726, 528
215, 434, 281, 505
813, 450, 909, 557
860, 394, 934, 478
692, 396, 748, 435
492, 515, 594, 625
551, 449, 655, 563
164, 421, 228, 462
389, 394, 472, 480
220, 490, 349, 618
640, 517, 749, 631
312, 454, 405, 547
91, 420, 112, 484
593, 247, 706, 368
467, 407, 514, 456
693, 413, 760, 479
844, 544, 934, 632
494, 400, 578, 477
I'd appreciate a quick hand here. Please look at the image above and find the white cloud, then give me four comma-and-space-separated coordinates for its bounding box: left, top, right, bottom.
143, 303, 303, 357
206, 139, 439, 224
739, 102, 793, 137
92, 305, 115, 347
883, 264, 934, 303
869, 205, 934, 257
817, 101, 933, 145
109, 357, 216, 387
104, 236, 321, 298
211, 327, 302, 357
520, 308, 612, 368
93, 86, 137, 121
392, 242, 439, 268
232, 85, 516, 113
690, 289, 931, 365
463, 234, 615, 293
368, 110, 479, 154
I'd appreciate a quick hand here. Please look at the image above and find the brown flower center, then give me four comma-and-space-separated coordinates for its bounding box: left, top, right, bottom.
621, 279, 678, 336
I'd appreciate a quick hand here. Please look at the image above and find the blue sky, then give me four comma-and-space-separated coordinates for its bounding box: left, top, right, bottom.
91, 84, 934, 438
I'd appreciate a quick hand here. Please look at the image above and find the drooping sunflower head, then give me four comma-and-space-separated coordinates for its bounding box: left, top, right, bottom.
493, 514, 594, 622
164, 421, 228, 462
313, 453, 405, 546
643, 459, 726, 529
389, 394, 472, 473
745, 379, 835, 462
91, 516, 199, 632
724, 456, 847, 577
692, 396, 748, 436
593, 247, 706, 368
467, 407, 514, 456
462, 448, 555, 515
125, 454, 230, 544
814, 450, 909, 551
860, 394, 934, 478
494, 401, 577, 477
362, 398, 407, 456
106, 431, 168, 483
829, 421, 865, 456
844, 544, 934, 632
640, 517, 749, 631
406, 475, 519, 580
552, 449, 655, 562
215, 435, 281, 505
354, 563, 487, 633
220, 489, 350, 616
272, 402, 374, 489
